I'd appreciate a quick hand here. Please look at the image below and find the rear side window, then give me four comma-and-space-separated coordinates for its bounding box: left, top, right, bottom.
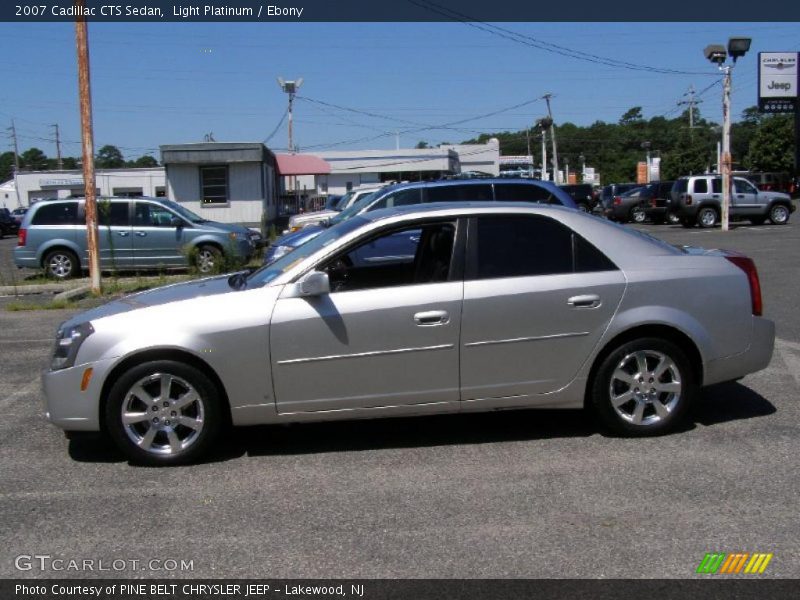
426, 184, 493, 203
712, 178, 722, 193
468, 215, 617, 280
99, 202, 131, 226
494, 183, 555, 204
31, 203, 79, 225
693, 179, 708, 194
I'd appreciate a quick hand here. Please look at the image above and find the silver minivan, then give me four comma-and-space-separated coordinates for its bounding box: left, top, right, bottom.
14, 197, 261, 278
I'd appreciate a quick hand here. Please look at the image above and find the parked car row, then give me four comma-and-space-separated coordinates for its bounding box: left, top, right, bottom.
0, 207, 20, 238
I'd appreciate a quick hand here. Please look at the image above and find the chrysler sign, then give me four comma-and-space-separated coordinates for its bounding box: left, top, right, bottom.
758, 52, 798, 113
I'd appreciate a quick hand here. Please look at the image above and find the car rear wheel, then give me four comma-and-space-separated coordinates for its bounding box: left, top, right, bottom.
667, 213, 681, 225
769, 204, 790, 225
43, 249, 79, 279
590, 338, 695, 436
630, 206, 647, 224
195, 245, 223, 274
105, 360, 223, 465
697, 207, 718, 228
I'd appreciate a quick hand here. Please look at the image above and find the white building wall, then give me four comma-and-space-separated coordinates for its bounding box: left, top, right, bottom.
13, 168, 165, 206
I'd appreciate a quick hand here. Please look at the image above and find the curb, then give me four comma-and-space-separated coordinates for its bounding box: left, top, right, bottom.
0, 283, 84, 296
53, 285, 92, 302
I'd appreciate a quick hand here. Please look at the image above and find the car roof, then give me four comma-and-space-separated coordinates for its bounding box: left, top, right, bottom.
359, 201, 575, 224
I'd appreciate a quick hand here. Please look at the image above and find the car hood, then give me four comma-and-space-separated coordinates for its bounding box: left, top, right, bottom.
274, 224, 325, 248
60, 275, 236, 329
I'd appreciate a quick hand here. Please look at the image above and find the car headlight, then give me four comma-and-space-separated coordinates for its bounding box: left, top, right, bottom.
228, 232, 246, 241
52, 322, 94, 371
265, 245, 292, 264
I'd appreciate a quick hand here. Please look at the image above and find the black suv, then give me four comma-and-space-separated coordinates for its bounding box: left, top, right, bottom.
636, 180, 677, 224
0, 207, 19, 238
558, 183, 599, 213
600, 183, 643, 222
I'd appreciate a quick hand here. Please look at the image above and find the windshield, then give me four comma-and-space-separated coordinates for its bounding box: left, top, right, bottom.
327, 192, 378, 227
247, 216, 370, 286
159, 199, 206, 223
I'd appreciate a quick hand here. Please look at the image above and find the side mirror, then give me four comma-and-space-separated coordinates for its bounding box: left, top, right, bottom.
299, 271, 330, 297
170, 216, 184, 228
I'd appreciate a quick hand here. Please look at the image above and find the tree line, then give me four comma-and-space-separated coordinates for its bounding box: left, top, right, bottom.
461, 105, 796, 184
0, 145, 158, 182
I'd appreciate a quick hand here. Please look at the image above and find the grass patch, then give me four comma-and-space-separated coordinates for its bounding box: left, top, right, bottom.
6, 299, 75, 311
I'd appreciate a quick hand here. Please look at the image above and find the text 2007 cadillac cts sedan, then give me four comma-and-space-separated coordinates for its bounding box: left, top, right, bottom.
43, 203, 775, 465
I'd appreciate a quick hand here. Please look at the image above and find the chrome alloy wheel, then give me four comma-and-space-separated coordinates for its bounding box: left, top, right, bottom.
608, 350, 682, 426
770, 204, 789, 224
196, 247, 217, 273
699, 208, 717, 227
48, 253, 74, 278
121, 373, 205, 455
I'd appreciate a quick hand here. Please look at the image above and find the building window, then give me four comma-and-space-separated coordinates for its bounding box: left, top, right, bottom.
200, 166, 228, 205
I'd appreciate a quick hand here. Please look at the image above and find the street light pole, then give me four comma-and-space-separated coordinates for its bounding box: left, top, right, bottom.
720, 64, 733, 231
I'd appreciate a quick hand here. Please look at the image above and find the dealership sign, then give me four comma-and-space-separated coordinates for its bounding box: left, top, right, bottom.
758, 52, 798, 113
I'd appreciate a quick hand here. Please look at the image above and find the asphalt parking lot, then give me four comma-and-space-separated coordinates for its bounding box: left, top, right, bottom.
1, 221, 798, 579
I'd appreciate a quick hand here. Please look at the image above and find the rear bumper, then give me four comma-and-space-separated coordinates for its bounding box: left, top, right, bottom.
704, 317, 775, 386
13, 247, 38, 269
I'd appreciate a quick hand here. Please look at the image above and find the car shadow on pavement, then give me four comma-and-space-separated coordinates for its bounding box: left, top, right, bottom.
689, 380, 776, 428
66, 381, 775, 465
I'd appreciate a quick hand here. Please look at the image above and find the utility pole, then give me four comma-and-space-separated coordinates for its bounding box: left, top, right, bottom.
720, 65, 733, 231
277, 76, 303, 153
52, 124, 63, 170
75, 0, 101, 293
678, 84, 703, 129
8, 120, 20, 172
538, 121, 548, 181
543, 94, 560, 184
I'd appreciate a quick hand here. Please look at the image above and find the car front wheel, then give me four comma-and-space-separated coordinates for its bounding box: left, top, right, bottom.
590, 338, 696, 436
195, 245, 223, 274
630, 206, 647, 223
769, 204, 790, 225
105, 360, 223, 465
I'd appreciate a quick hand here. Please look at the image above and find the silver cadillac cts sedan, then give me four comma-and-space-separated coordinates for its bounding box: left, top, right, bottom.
43, 203, 775, 465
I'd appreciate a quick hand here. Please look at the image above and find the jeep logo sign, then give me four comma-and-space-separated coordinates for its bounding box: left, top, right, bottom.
759, 51, 798, 113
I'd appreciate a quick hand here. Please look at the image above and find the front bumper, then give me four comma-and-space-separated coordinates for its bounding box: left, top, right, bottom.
704, 317, 775, 386
42, 356, 118, 432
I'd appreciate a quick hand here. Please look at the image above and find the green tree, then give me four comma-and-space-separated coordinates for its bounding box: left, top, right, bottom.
96, 145, 125, 168
21, 147, 48, 170
745, 113, 795, 172
130, 154, 159, 167
415, 141, 429, 149
62, 157, 79, 169
0, 151, 16, 182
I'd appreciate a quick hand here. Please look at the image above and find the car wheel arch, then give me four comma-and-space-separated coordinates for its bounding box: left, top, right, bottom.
38, 241, 83, 266
583, 323, 704, 408
98, 348, 233, 434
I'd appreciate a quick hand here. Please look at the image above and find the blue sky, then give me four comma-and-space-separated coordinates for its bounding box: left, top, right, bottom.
1, 21, 798, 162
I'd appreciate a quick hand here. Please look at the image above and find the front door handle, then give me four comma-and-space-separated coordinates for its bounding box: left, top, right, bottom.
117, 231, 130, 237
134, 231, 147, 237
413, 310, 449, 326
567, 294, 601, 309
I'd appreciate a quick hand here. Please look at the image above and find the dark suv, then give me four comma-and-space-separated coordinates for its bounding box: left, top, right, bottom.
0, 207, 19, 238
635, 180, 677, 224
558, 183, 599, 213
600, 183, 643, 222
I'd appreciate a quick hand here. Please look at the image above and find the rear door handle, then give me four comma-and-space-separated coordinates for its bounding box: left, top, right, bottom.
567, 294, 601, 309
134, 231, 147, 237
413, 310, 449, 326
117, 231, 129, 237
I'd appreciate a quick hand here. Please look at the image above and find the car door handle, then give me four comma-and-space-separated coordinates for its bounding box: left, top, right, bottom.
134, 231, 147, 237
413, 310, 449, 326
567, 294, 601, 309
117, 231, 129, 237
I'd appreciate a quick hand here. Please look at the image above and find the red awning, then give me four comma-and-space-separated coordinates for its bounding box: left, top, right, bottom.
275, 153, 331, 176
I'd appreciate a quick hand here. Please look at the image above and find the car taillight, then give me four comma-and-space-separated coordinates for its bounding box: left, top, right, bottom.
650, 198, 657, 208
684, 194, 693, 206
726, 255, 763, 316
17, 228, 26, 247
613, 196, 622, 205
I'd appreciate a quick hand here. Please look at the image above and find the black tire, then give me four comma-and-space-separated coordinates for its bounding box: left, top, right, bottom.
195, 244, 223, 274
696, 207, 719, 228
680, 217, 694, 228
630, 206, 647, 224
652, 216, 666, 225
750, 216, 766, 226
589, 337, 696, 436
769, 204, 790, 225
43, 248, 79, 279
105, 360, 223, 466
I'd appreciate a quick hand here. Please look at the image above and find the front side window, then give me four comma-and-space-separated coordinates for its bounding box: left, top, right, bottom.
468, 215, 615, 280
31, 202, 79, 225
734, 179, 757, 194
134, 202, 176, 227
200, 166, 228, 205
321, 221, 456, 293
